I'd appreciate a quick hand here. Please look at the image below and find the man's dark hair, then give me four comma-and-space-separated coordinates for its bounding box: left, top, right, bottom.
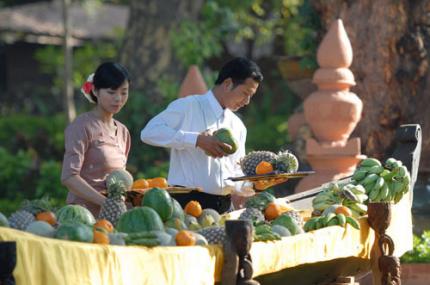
214, 57, 263, 87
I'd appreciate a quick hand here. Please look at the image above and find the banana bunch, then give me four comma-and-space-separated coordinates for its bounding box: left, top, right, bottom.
312, 182, 368, 217
352, 157, 411, 203
303, 212, 360, 232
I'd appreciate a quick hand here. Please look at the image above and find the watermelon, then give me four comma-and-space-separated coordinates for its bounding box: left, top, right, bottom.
56, 205, 96, 226
141, 188, 173, 222
0, 212, 9, 227
245, 191, 276, 211
272, 214, 301, 235
55, 223, 93, 242
116, 207, 164, 234
170, 198, 185, 221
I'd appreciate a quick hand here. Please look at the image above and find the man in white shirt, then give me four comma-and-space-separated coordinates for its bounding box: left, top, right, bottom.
140, 57, 263, 213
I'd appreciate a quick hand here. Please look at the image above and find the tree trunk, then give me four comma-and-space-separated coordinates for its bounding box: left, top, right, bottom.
62, 0, 76, 123
119, 0, 203, 101
312, 0, 430, 172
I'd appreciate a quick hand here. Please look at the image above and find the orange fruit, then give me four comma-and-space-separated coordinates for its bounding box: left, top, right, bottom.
184, 200, 203, 218
147, 177, 168, 188
93, 228, 110, 244
175, 230, 196, 246
335, 206, 353, 217
264, 202, 283, 220
35, 211, 57, 226
94, 219, 114, 233
132, 178, 149, 189
255, 161, 274, 175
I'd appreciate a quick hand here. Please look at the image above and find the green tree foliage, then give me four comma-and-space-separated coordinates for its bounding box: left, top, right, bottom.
401, 231, 430, 263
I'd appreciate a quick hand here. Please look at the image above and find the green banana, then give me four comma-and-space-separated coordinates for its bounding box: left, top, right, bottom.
352, 169, 368, 181
361, 174, 379, 188
368, 186, 381, 201
394, 192, 403, 203
355, 193, 369, 204
368, 165, 385, 175
350, 184, 366, 195
347, 202, 368, 215
327, 217, 339, 226
375, 183, 389, 202
392, 181, 404, 193
304, 218, 318, 232
360, 158, 382, 168
341, 189, 361, 203
336, 213, 346, 226
312, 202, 333, 211
345, 216, 360, 230
385, 158, 397, 168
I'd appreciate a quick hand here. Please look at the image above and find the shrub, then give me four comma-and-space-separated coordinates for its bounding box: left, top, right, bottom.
401, 230, 430, 263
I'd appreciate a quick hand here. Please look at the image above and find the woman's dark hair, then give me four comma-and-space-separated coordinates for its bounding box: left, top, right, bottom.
214, 57, 263, 87
90, 62, 131, 103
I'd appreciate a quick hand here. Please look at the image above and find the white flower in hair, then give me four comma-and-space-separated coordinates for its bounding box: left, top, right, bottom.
81, 73, 96, 103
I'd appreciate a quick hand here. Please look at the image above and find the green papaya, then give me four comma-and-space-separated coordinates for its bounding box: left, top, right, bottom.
213, 128, 238, 155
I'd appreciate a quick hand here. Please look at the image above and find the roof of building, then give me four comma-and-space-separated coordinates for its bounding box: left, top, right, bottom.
0, 1, 129, 45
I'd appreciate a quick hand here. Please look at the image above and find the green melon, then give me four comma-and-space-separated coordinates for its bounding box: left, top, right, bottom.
141, 188, 173, 222
0, 212, 9, 227
55, 222, 93, 242
164, 218, 187, 230
56, 205, 96, 226
213, 128, 238, 154
116, 207, 164, 234
272, 214, 301, 235
26, 221, 56, 238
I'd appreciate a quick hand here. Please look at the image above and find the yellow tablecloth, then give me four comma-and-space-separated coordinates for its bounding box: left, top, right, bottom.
0, 193, 412, 285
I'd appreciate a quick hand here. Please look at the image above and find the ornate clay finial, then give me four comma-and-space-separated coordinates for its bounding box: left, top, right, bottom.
178, 65, 208, 98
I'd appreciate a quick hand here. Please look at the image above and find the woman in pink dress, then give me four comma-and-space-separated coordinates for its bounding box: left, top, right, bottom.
61, 62, 131, 216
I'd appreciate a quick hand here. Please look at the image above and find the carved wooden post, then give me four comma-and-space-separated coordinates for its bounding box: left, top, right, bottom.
221, 220, 259, 285
368, 202, 401, 285
0, 241, 16, 285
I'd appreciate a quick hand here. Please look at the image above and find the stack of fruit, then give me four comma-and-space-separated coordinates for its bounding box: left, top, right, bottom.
304, 205, 360, 232
239, 150, 299, 190
351, 157, 411, 203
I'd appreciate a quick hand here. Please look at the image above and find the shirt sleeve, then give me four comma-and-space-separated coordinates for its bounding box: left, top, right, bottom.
140, 98, 200, 150
61, 122, 90, 182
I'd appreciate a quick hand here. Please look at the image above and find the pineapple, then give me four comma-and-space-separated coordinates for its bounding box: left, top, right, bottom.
99, 181, 127, 226
240, 151, 277, 176
21, 196, 53, 215
274, 150, 299, 173
9, 210, 35, 230
197, 226, 226, 244
238, 208, 265, 224
284, 210, 304, 227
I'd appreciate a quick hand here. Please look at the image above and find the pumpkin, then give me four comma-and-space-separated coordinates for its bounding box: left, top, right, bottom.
184, 200, 202, 218
116, 207, 164, 234
141, 187, 173, 222
132, 178, 149, 190
36, 211, 57, 226
93, 228, 110, 244
94, 219, 114, 233
55, 222, 94, 243
175, 230, 196, 246
56, 205, 95, 226
147, 177, 168, 188
255, 161, 274, 175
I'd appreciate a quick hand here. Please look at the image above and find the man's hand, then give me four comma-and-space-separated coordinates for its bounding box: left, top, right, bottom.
196, 130, 232, 158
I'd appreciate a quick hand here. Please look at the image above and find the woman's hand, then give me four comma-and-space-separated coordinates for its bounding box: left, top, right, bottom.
196, 130, 232, 158
62, 175, 107, 206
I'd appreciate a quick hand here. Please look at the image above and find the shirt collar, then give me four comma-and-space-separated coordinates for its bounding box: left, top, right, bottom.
206, 90, 224, 119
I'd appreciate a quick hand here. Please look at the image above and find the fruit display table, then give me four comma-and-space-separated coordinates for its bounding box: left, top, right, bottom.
0, 124, 421, 285
0, 191, 413, 285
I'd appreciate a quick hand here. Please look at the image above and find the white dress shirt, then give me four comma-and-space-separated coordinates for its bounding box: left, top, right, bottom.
141, 90, 251, 196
